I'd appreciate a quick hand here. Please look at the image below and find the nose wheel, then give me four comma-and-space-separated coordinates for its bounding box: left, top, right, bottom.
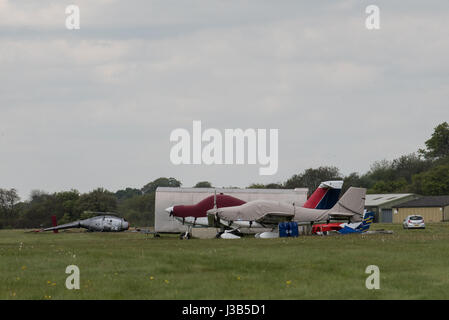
180, 226, 193, 239
180, 231, 192, 239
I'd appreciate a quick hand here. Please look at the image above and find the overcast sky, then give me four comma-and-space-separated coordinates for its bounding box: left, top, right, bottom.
1, 0, 448, 200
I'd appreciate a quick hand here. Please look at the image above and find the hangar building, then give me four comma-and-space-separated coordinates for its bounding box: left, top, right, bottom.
155, 187, 308, 233
393, 196, 449, 223
365, 193, 419, 223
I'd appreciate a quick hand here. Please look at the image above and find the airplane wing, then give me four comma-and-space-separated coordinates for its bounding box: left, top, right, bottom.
255, 212, 294, 226
328, 212, 354, 219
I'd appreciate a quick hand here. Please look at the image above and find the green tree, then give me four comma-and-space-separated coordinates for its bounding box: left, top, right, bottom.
117, 193, 155, 227
265, 183, 283, 189
390, 153, 431, 183
366, 160, 396, 183
284, 166, 342, 195
13, 190, 81, 229
53, 190, 80, 221
141, 177, 182, 194
115, 188, 142, 201
76, 188, 117, 214
247, 183, 283, 189
58, 213, 73, 225
247, 183, 266, 189
194, 181, 213, 188
17, 191, 55, 228
341, 172, 372, 194
411, 164, 449, 195
0, 188, 20, 228
419, 122, 449, 160
358, 154, 430, 193
368, 178, 408, 194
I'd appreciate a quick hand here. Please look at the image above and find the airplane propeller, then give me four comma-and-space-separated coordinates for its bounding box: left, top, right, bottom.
165, 206, 174, 217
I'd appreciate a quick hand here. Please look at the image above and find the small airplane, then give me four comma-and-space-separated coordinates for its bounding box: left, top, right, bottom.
165, 181, 343, 239
207, 187, 366, 239
165, 193, 246, 233
42, 213, 130, 232
312, 210, 375, 235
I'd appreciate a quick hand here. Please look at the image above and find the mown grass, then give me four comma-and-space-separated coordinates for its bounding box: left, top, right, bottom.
1, 223, 449, 300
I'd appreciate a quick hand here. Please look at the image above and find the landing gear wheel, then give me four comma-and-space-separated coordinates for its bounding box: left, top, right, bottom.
180, 232, 192, 240
215, 231, 224, 238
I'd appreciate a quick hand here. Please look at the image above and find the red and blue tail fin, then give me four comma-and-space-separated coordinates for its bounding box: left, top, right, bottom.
303, 181, 343, 209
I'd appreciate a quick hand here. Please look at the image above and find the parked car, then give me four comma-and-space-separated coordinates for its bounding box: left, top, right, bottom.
403, 215, 425, 229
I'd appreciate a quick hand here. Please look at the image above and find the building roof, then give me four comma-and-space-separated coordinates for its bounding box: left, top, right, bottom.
395, 196, 449, 208
156, 187, 309, 194
365, 194, 415, 207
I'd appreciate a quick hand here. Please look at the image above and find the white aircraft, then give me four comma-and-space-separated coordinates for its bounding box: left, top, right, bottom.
208, 187, 366, 239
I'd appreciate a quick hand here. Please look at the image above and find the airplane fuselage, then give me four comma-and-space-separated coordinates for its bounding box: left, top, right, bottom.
43, 215, 129, 232
81, 216, 129, 232
173, 216, 210, 228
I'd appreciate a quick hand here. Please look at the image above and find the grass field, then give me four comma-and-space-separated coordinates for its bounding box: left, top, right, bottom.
1, 223, 449, 300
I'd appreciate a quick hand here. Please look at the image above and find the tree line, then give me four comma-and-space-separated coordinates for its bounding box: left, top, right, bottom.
250, 122, 449, 195
1, 122, 448, 229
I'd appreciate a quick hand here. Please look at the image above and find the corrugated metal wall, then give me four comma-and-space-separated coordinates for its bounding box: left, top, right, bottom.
381, 208, 393, 223
394, 207, 444, 223
444, 205, 449, 221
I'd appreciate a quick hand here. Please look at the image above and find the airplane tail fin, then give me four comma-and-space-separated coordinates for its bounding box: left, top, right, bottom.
51, 215, 58, 234
303, 181, 343, 209
337, 210, 375, 234
328, 187, 366, 222
358, 210, 375, 232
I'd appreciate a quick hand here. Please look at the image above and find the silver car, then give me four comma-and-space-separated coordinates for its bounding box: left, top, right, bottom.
402, 215, 425, 229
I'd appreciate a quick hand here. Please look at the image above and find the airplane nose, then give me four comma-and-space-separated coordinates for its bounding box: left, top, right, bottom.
123, 221, 129, 230
165, 206, 174, 215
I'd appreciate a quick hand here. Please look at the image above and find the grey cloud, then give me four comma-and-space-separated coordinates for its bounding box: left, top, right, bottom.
1, 0, 448, 199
